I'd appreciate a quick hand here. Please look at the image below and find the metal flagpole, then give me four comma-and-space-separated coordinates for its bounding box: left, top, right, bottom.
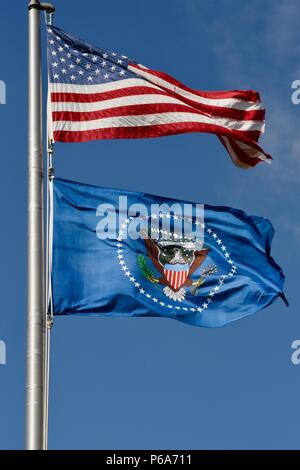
26, 0, 54, 450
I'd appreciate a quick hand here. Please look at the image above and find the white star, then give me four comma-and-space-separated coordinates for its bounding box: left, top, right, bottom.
78, 70, 84, 75
53, 73, 59, 80
153, 298, 158, 303
101, 60, 107, 66
70, 75, 76, 81
104, 73, 109, 79
111, 65, 116, 71
95, 69, 100, 75
47, 28, 52, 33
121, 55, 127, 59
58, 46, 63, 52
92, 56, 97, 62
76, 58, 81, 64
111, 52, 117, 56
67, 53, 72, 59
49, 40, 54, 45
103, 53, 108, 59
146, 294, 151, 299
119, 70, 126, 76
117, 59, 123, 64
52, 62, 58, 67
61, 68, 67, 74
87, 76, 93, 81
60, 57, 66, 63
64, 44, 70, 49
217, 239, 222, 245
82, 53, 88, 57
51, 51, 57, 56
85, 64, 91, 69
69, 64, 75, 69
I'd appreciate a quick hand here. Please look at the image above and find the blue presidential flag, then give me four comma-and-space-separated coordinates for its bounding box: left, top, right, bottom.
51, 178, 286, 327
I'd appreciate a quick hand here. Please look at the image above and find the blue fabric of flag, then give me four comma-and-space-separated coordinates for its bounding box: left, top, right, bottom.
52, 178, 286, 327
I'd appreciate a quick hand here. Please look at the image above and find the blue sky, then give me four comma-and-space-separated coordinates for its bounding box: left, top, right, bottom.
0, 0, 299, 449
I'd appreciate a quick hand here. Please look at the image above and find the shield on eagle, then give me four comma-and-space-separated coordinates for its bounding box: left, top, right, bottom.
164, 264, 189, 290
140, 234, 212, 302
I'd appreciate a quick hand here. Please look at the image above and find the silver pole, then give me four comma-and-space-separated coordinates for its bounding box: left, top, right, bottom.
26, 0, 54, 450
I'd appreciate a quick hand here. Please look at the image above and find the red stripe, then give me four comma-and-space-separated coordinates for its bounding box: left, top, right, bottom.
51, 86, 165, 103
52, 103, 265, 124
218, 136, 262, 168
175, 272, 179, 290
53, 120, 270, 156
53, 124, 271, 167
52, 89, 265, 122
179, 272, 183, 289
130, 64, 262, 103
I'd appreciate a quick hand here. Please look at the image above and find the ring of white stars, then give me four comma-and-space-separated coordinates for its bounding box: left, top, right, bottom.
115, 213, 237, 315
48, 27, 130, 84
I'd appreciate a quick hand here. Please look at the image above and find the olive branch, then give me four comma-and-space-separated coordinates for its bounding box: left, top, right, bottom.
137, 255, 159, 283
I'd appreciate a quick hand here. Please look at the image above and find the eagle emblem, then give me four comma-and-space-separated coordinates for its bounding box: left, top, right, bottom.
138, 234, 217, 302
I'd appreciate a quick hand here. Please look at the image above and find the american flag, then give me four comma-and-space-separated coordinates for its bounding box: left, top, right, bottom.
47, 25, 271, 168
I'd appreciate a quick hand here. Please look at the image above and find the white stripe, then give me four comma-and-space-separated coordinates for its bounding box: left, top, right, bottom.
128, 65, 264, 112
49, 78, 161, 94
51, 93, 192, 112
52, 111, 263, 132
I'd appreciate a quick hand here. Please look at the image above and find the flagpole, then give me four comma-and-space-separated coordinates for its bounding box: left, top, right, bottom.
26, 0, 54, 450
